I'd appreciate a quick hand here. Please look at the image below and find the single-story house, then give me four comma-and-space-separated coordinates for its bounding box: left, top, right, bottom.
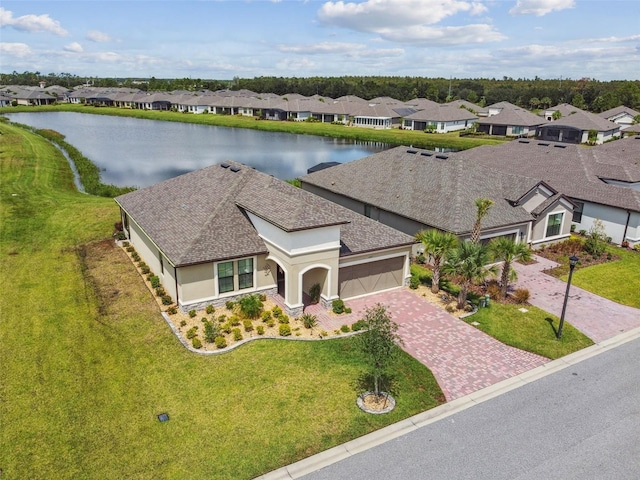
541, 103, 587, 122
598, 105, 640, 130
403, 104, 477, 133
453, 136, 640, 246
477, 107, 545, 137
115, 162, 415, 316
486, 101, 520, 117
536, 110, 621, 144
300, 146, 575, 249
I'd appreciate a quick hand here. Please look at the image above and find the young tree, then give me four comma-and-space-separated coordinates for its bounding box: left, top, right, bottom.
415, 229, 458, 294
444, 241, 497, 309
356, 304, 404, 399
470, 198, 494, 244
490, 237, 532, 298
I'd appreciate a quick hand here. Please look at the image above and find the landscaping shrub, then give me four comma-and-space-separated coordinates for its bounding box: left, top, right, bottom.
261, 311, 272, 322
271, 306, 283, 318
584, 219, 607, 257
445, 304, 457, 313
512, 288, 530, 304
238, 294, 263, 319
221, 322, 232, 334
486, 281, 501, 300
180, 319, 187, 327
232, 328, 243, 341
229, 315, 240, 326
166, 306, 177, 315
188, 309, 197, 318
192, 337, 203, 349
278, 314, 289, 324
150, 275, 160, 289
140, 265, 150, 274
155, 287, 166, 297
126, 246, 135, 253
259, 293, 267, 302
415, 253, 426, 264
409, 276, 420, 289
256, 325, 265, 335
243, 319, 254, 332
186, 326, 198, 339
204, 321, 220, 343
122, 241, 130, 248
161, 295, 173, 305
225, 300, 235, 310
351, 319, 367, 331
266, 319, 275, 328
279, 324, 292, 336
131, 252, 140, 262
214, 336, 227, 349
332, 299, 346, 314
206, 305, 215, 314
201, 317, 208, 323
217, 314, 227, 324
320, 330, 328, 338
340, 324, 350, 333
300, 313, 317, 329
309, 283, 321, 304
345, 307, 352, 314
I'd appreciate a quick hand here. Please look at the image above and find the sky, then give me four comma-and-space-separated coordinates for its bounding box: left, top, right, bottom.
1, 0, 639, 81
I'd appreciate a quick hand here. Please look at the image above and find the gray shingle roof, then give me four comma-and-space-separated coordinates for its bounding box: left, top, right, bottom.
478, 108, 545, 127
115, 162, 414, 266
540, 110, 620, 132
301, 146, 540, 235
598, 105, 640, 120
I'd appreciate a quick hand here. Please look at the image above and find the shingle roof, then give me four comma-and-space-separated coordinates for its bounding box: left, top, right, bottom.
598, 105, 640, 120
478, 107, 545, 127
453, 137, 640, 212
115, 162, 414, 266
301, 146, 539, 235
541, 110, 619, 132
405, 104, 478, 122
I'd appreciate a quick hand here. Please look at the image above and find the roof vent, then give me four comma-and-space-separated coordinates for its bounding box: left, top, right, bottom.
230, 166, 241, 172
420, 152, 433, 157
407, 149, 417, 154
554, 144, 566, 148
518, 140, 530, 144
435, 154, 448, 160
537, 142, 550, 146
221, 163, 230, 168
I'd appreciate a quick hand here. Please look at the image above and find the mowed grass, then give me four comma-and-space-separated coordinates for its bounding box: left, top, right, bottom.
0, 120, 444, 479
464, 303, 593, 359
8, 103, 508, 151
565, 246, 640, 309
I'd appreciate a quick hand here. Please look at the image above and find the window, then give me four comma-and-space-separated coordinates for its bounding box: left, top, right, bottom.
218, 261, 234, 293
572, 202, 584, 223
238, 258, 253, 289
546, 213, 563, 237
364, 204, 372, 218
512, 126, 524, 135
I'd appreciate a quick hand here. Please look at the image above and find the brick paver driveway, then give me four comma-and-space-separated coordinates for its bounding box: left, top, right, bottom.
307, 289, 547, 401
513, 255, 640, 343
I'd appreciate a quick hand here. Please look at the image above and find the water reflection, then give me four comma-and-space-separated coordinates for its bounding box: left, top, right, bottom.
4, 112, 388, 187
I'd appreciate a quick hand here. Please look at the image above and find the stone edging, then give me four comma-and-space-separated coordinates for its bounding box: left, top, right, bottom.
356, 392, 396, 414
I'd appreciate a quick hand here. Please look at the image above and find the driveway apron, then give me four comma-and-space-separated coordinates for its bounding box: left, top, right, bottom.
308, 289, 547, 401
513, 255, 640, 343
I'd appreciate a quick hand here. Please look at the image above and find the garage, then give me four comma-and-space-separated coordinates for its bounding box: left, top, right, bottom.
338, 256, 404, 299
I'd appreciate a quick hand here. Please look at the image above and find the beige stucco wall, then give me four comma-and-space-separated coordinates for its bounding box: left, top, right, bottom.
127, 217, 162, 277
531, 203, 573, 247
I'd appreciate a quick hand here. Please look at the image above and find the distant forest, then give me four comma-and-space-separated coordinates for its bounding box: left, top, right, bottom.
2, 71, 639, 112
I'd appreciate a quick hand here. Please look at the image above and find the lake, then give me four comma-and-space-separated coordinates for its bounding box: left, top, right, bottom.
3, 112, 389, 188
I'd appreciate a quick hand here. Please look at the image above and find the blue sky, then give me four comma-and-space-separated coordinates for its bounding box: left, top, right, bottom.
1, 1, 638, 81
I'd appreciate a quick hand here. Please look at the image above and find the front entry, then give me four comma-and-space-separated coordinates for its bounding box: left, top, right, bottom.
277, 266, 285, 297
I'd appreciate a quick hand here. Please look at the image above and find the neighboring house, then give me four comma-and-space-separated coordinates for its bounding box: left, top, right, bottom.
541, 103, 587, 122
300, 146, 574, 249
0, 95, 11, 107
477, 107, 545, 137
115, 162, 415, 316
453, 136, 640, 245
486, 101, 520, 117
536, 110, 621, 144
444, 99, 485, 115
598, 105, 640, 130
403, 104, 477, 133
6, 87, 56, 106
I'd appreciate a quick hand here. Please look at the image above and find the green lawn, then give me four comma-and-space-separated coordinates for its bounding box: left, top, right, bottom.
0, 120, 444, 479
5, 103, 508, 151
566, 246, 640, 309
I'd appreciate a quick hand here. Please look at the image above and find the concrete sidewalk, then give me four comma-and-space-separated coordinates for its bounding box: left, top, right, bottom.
513, 255, 640, 343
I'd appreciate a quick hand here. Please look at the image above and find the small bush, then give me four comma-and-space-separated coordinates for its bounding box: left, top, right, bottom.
300, 313, 317, 329
256, 325, 265, 335
409, 276, 420, 289
415, 253, 426, 264
259, 293, 267, 302
238, 294, 263, 319
166, 306, 177, 315
225, 300, 236, 310
261, 311, 272, 322
278, 314, 290, 324
351, 319, 367, 331
486, 282, 501, 300
140, 265, 150, 274
332, 299, 345, 314
126, 246, 135, 253
215, 336, 227, 349
188, 309, 197, 318
279, 324, 292, 336
122, 241, 130, 248
150, 276, 160, 289
161, 295, 173, 305
204, 321, 220, 343
309, 283, 321, 304
345, 307, 352, 314
155, 287, 166, 297
243, 319, 254, 332
201, 317, 208, 323
180, 319, 187, 327
513, 288, 530, 304
186, 326, 198, 339
340, 324, 350, 333
266, 319, 275, 328
192, 337, 202, 349
271, 306, 283, 318
320, 330, 328, 338
579, 229, 587, 236
232, 328, 243, 341
131, 252, 140, 262
221, 322, 232, 334
206, 305, 215, 315
445, 304, 457, 313
229, 315, 241, 326
217, 314, 227, 324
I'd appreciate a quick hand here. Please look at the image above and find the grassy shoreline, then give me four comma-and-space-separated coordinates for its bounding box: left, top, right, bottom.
3, 103, 508, 151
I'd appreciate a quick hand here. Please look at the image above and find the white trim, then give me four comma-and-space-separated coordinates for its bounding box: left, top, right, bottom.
214, 256, 257, 296
339, 250, 408, 268
298, 263, 332, 308
543, 210, 565, 239
531, 233, 571, 245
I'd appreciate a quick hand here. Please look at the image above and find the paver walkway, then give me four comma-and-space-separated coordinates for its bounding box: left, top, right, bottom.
513, 255, 640, 343
305, 289, 547, 401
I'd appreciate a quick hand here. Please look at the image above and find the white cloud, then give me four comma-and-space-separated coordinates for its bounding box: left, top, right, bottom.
0, 42, 32, 58
0, 7, 68, 36
64, 42, 83, 53
380, 23, 506, 44
276, 57, 316, 71
509, 0, 575, 17
86, 30, 112, 43
278, 42, 366, 54
318, 0, 487, 30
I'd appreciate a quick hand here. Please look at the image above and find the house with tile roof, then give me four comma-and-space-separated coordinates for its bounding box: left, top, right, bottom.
115, 161, 415, 316
453, 136, 640, 245
300, 146, 574, 249
536, 110, 621, 144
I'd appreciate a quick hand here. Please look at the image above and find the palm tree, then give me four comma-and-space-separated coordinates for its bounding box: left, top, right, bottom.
470, 198, 494, 244
444, 241, 496, 309
415, 229, 458, 294
489, 237, 532, 298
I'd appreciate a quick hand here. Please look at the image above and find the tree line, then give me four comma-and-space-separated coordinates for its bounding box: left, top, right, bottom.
2, 71, 639, 112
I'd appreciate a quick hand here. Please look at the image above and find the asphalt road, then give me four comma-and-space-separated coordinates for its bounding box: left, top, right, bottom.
303, 337, 640, 480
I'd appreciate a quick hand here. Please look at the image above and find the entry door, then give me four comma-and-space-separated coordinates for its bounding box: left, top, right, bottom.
277, 266, 285, 297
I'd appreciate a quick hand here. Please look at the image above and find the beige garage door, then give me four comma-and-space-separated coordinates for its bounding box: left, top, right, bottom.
339, 256, 404, 299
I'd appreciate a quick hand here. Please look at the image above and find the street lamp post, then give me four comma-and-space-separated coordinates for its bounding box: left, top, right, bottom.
557, 254, 579, 339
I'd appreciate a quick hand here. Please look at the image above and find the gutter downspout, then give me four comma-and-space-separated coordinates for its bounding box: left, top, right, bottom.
174, 267, 179, 307
622, 210, 631, 245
